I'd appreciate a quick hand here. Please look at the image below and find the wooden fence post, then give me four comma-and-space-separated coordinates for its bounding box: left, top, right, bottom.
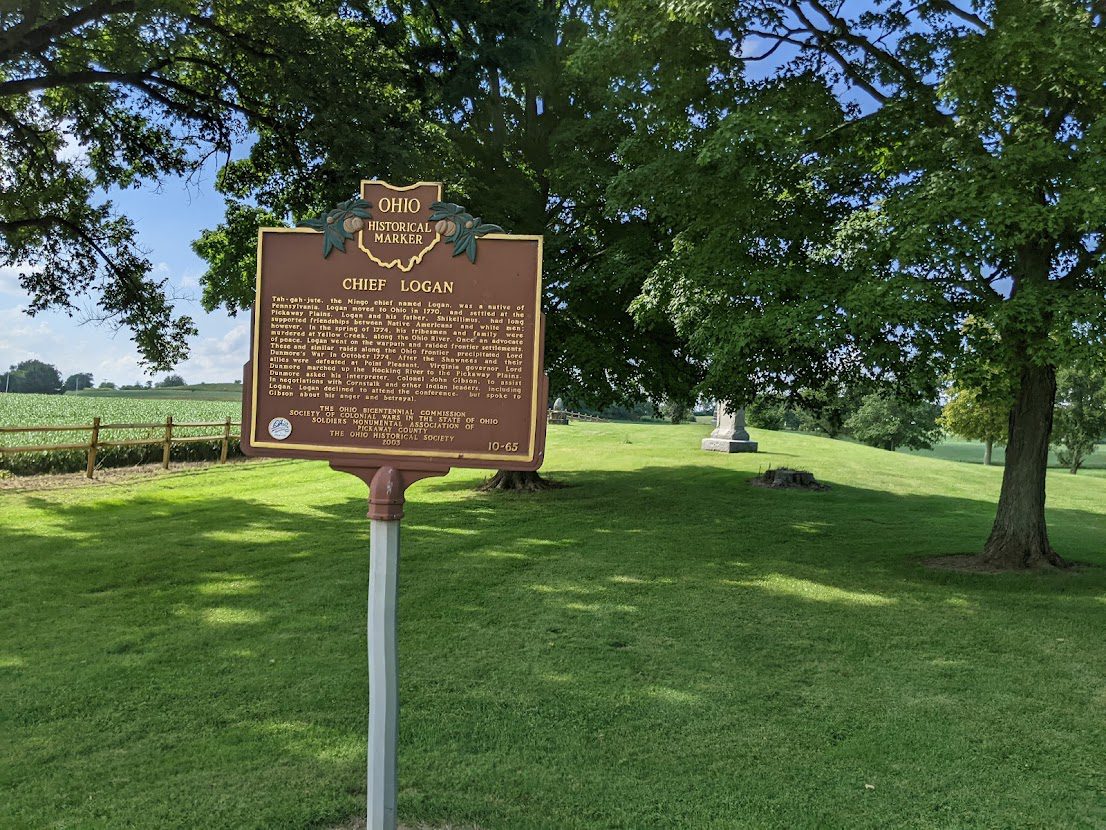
220, 417, 231, 464
162, 415, 173, 469
86, 416, 100, 479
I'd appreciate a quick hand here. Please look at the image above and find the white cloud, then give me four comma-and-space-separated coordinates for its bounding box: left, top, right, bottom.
0, 305, 59, 353
0, 265, 30, 297
0, 257, 242, 384
176, 322, 249, 383
740, 37, 766, 59
5, 311, 124, 382
94, 352, 144, 383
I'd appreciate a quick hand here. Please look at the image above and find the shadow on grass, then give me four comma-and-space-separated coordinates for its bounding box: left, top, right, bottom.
4, 464, 1106, 828
5, 463, 1105, 638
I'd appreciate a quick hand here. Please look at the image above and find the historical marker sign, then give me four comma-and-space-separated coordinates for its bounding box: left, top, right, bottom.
242, 179, 547, 472
240, 180, 546, 830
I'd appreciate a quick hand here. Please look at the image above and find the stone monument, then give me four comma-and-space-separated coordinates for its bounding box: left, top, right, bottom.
701, 403, 758, 453
548, 397, 569, 425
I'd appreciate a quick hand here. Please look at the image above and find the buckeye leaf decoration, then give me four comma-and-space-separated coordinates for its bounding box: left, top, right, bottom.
298, 196, 373, 258
429, 201, 503, 263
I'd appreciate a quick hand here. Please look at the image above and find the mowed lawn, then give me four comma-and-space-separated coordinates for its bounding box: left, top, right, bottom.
900, 439, 1106, 478
2, 424, 1105, 829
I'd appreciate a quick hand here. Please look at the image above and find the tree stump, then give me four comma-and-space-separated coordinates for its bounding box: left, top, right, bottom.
750, 468, 828, 490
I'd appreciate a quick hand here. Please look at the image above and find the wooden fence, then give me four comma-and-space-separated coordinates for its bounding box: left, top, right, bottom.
559, 410, 606, 422
0, 417, 240, 479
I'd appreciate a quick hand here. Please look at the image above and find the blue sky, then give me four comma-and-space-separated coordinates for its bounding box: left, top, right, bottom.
1, 164, 247, 386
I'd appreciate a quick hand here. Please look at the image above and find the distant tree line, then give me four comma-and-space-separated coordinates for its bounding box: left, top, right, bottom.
743, 361, 1106, 475
2, 360, 190, 394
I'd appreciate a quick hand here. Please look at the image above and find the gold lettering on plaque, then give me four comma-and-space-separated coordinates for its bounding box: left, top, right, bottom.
264, 296, 527, 428
342, 277, 387, 291
400, 279, 454, 294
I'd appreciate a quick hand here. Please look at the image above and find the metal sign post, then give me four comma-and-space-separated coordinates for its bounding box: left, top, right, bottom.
367, 467, 403, 830
240, 180, 548, 828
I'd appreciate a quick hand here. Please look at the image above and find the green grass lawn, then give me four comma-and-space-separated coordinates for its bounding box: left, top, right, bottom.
2, 424, 1105, 829
901, 438, 1106, 478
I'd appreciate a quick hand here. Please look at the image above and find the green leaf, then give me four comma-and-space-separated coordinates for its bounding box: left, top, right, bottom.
475, 223, 503, 235
453, 232, 470, 257
429, 201, 463, 215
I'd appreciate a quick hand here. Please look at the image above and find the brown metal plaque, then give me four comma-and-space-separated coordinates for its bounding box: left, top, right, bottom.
241, 180, 547, 472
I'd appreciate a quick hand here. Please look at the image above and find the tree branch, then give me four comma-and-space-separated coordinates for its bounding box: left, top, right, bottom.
800, 0, 929, 96
924, 0, 987, 30
0, 0, 136, 62
1, 68, 167, 97
783, 4, 890, 104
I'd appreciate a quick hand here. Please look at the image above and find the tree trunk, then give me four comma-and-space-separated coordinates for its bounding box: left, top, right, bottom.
981, 363, 1068, 569
1070, 451, 1083, 475
983, 438, 993, 466
478, 469, 561, 492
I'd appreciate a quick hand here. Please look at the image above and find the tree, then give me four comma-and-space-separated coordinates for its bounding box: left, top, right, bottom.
0, 0, 389, 369
6, 359, 62, 393
660, 398, 693, 424
156, 374, 187, 388
845, 392, 942, 452
940, 318, 1017, 464
97, 381, 117, 389
1052, 363, 1106, 474
606, 1, 1106, 568
745, 398, 792, 431
196, 2, 702, 490
63, 372, 94, 392
792, 381, 867, 439
940, 386, 1012, 466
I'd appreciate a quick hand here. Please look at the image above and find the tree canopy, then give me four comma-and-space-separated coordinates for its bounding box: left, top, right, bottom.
845, 392, 942, 452
194, 1, 700, 411
62, 372, 94, 392
5, 359, 62, 393
0, 0, 402, 369
1052, 362, 1106, 474
603, 0, 1106, 567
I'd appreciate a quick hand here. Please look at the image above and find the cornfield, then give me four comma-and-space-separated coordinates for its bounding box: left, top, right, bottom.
0, 394, 243, 476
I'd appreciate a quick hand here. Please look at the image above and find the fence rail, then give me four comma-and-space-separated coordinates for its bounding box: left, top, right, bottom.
0, 417, 240, 478
561, 410, 605, 422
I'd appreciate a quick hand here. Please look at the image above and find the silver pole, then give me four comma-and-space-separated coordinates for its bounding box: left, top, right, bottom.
367, 516, 400, 830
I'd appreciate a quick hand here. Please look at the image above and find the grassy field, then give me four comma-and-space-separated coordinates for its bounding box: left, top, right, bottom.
2, 423, 1105, 829
70, 382, 245, 401
901, 439, 1106, 477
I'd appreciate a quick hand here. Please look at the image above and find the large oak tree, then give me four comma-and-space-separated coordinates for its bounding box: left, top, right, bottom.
605, 0, 1106, 568
195, 0, 703, 488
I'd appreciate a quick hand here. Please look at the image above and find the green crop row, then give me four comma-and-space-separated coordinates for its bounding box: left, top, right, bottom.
0, 393, 244, 476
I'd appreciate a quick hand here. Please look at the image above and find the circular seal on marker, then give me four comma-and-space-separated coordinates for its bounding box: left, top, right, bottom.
268, 417, 292, 440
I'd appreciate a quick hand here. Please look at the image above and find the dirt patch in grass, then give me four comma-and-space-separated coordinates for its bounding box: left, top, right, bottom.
921, 554, 1010, 574
922, 554, 1092, 574
0, 458, 259, 492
